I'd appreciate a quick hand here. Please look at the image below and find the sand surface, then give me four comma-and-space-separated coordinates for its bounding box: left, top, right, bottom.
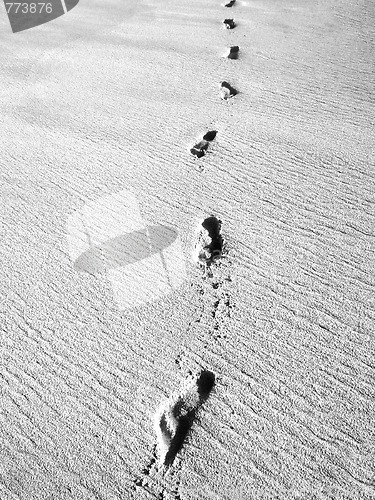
1, 0, 374, 498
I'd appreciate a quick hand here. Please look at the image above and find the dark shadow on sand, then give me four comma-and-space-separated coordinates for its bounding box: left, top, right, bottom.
223, 18, 236, 29
74, 225, 179, 274
202, 216, 223, 262
221, 81, 238, 98
228, 46, 240, 59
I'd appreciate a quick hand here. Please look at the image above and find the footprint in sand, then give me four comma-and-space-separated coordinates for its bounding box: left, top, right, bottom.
220, 81, 238, 100
227, 45, 240, 59
190, 130, 217, 158
223, 18, 236, 29
154, 371, 215, 467
194, 216, 224, 274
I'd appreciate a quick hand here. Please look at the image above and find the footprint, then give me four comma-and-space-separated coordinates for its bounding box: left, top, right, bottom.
190, 140, 208, 159
223, 18, 236, 29
154, 371, 215, 467
194, 216, 224, 268
220, 81, 238, 100
190, 130, 217, 158
227, 45, 240, 59
225, 0, 236, 6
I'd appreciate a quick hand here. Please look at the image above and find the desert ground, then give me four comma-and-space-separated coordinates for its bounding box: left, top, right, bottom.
0, 0, 374, 499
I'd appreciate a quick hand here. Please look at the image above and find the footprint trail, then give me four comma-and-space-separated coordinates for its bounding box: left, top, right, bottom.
134, 1, 242, 496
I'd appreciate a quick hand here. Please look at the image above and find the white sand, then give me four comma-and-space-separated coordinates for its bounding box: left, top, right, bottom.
0, 0, 374, 498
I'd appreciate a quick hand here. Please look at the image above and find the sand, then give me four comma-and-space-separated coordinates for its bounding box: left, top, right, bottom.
0, 0, 374, 498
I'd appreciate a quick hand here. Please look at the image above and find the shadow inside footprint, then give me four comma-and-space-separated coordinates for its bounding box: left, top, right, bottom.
196, 370, 215, 398
225, 0, 236, 6
195, 216, 224, 267
163, 371, 215, 467
227, 46, 239, 59
202, 216, 223, 262
223, 18, 236, 29
221, 81, 238, 100
202, 216, 221, 240
203, 130, 217, 141
190, 131, 217, 158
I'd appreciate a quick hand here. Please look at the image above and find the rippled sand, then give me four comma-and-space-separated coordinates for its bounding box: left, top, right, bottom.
1, 0, 374, 498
